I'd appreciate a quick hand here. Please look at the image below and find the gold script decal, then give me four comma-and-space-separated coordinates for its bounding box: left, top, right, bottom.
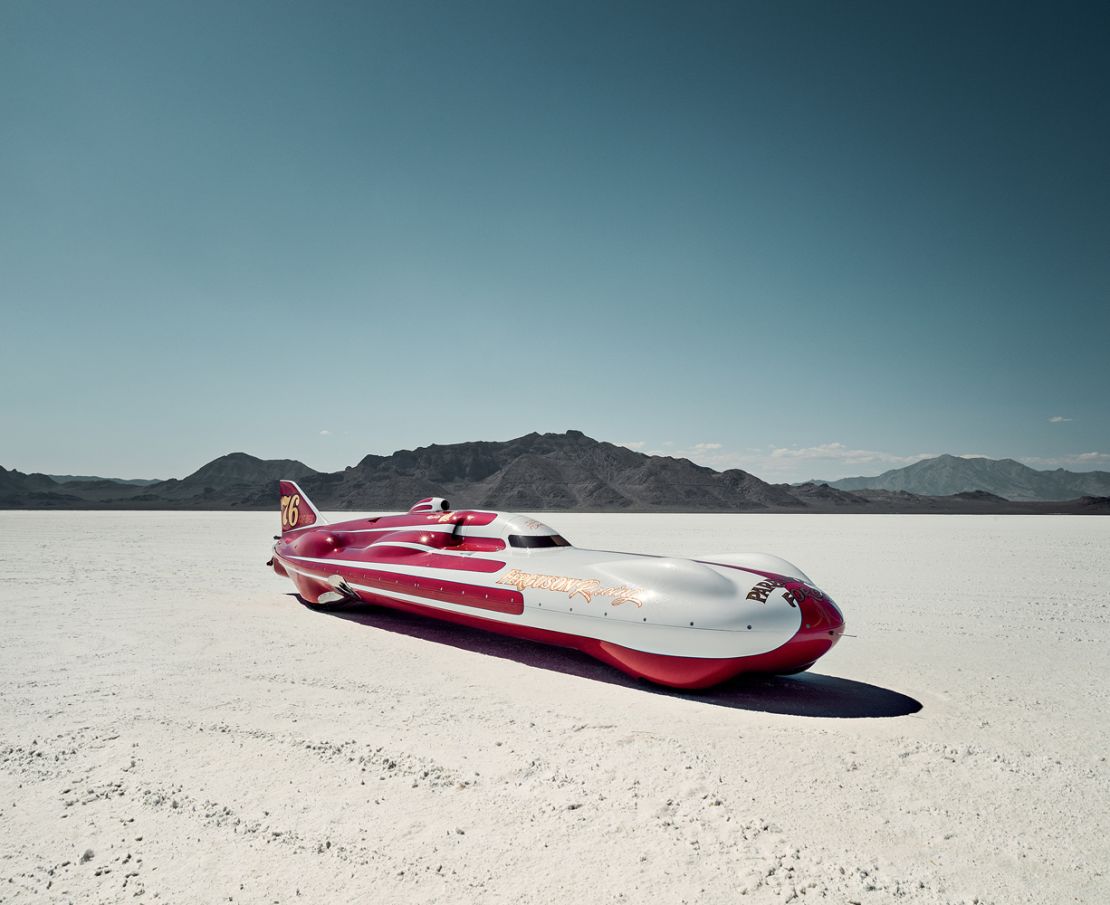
496, 569, 644, 608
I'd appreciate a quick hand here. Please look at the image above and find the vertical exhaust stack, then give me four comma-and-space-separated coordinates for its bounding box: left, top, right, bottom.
409, 497, 450, 513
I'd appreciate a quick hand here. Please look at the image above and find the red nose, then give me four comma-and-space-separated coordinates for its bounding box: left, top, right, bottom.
784, 590, 845, 670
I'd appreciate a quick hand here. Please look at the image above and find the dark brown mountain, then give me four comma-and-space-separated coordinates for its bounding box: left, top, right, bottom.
297, 431, 802, 512
2, 434, 1108, 513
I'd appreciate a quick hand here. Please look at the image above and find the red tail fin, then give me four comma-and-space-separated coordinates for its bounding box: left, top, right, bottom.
279, 480, 325, 532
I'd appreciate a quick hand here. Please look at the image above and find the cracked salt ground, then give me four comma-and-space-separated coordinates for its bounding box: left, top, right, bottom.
0, 511, 1108, 903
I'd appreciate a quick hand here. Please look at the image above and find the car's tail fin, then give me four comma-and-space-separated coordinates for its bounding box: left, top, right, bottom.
279, 480, 326, 533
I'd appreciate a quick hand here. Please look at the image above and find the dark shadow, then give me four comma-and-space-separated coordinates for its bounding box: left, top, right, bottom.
291, 595, 922, 719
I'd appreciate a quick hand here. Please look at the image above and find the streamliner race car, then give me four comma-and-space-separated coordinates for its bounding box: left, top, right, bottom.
268, 481, 845, 689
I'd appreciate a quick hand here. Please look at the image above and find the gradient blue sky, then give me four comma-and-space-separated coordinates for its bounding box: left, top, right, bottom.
2, 1, 1107, 482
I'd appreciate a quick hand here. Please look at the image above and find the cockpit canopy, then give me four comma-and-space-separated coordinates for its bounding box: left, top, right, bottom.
494, 513, 571, 548
508, 534, 571, 548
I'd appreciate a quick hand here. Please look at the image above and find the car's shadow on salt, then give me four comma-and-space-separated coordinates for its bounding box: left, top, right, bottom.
299, 597, 922, 719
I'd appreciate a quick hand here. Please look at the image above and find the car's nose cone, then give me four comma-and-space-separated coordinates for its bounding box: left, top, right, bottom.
783, 586, 846, 669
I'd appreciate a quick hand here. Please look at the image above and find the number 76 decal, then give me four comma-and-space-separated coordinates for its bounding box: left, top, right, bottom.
280, 494, 301, 528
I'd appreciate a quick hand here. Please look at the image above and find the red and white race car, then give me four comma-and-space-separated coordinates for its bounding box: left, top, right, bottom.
269, 481, 845, 689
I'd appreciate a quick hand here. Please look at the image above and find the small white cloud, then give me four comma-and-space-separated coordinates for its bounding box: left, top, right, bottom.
721, 443, 939, 480
635, 440, 945, 481
958, 453, 990, 459
768, 443, 934, 466
1019, 452, 1110, 468
1048, 416, 1072, 423
319, 429, 332, 436
616, 440, 645, 450
770, 442, 847, 460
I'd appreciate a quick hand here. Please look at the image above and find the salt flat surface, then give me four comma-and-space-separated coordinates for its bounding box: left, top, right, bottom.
1, 511, 1108, 904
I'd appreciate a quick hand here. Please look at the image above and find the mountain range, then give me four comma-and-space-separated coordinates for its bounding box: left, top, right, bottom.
2, 432, 1108, 514
818, 453, 1110, 501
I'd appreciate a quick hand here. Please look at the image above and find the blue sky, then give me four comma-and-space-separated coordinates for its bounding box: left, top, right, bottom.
2, 1, 1107, 482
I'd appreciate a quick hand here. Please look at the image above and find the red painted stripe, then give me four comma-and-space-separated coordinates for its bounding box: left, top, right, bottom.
372, 530, 452, 547
368, 513, 458, 529
450, 510, 499, 526
285, 557, 521, 615
352, 545, 504, 572
369, 530, 506, 552
452, 536, 505, 552
363, 511, 500, 529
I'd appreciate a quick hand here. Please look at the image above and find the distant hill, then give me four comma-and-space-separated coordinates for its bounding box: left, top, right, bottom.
0, 466, 84, 507
822, 454, 1110, 501
2, 436, 1108, 514
130, 453, 318, 506
178, 452, 316, 488
0, 454, 316, 509
0, 466, 58, 494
